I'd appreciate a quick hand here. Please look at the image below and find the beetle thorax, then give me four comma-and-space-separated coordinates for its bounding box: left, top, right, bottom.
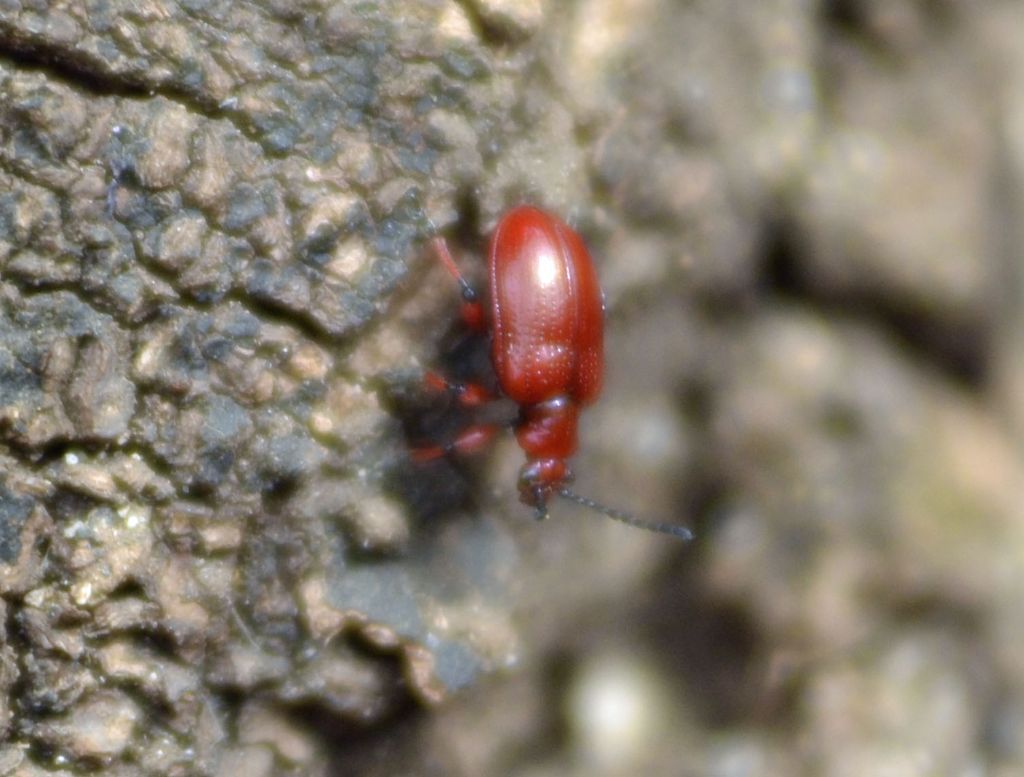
514, 395, 579, 461
512, 395, 576, 507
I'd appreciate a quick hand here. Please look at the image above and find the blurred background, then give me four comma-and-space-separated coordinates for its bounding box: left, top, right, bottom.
362, 1, 1024, 775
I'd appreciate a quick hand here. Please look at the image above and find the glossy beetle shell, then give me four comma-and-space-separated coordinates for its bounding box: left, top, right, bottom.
488, 206, 604, 407
420, 207, 692, 535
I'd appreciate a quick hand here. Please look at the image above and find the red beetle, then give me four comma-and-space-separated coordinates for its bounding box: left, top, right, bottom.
416, 206, 691, 539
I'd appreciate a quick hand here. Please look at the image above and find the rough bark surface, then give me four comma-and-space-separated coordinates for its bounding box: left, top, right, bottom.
1, 1, 1022, 776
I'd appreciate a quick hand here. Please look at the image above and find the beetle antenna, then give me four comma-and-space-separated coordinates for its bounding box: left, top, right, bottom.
557, 488, 694, 540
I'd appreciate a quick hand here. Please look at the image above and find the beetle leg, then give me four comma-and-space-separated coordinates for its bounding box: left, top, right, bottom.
423, 371, 493, 407
532, 488, 549, 521
411, 424, 499, 462
430, 237, 486, 331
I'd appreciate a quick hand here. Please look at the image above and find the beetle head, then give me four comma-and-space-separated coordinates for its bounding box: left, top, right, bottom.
518, 458, 573, 519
